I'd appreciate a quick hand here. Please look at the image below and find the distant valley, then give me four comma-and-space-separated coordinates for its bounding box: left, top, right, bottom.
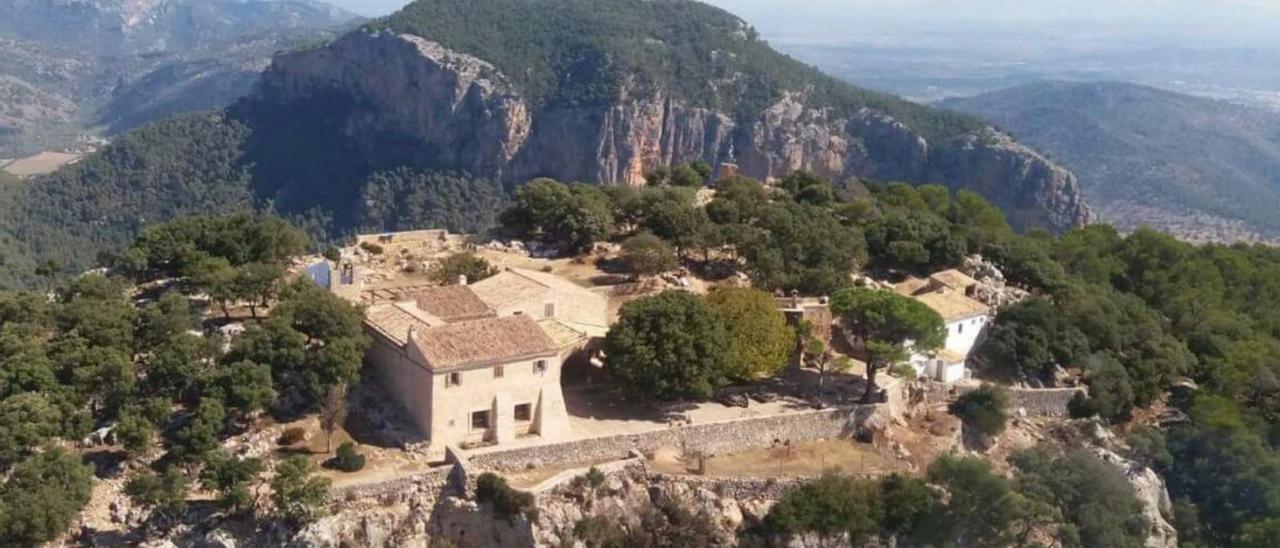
942, 81, 1280, 243
0, 0, 360, 160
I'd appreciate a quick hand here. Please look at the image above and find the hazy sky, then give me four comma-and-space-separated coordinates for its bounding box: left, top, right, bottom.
328, 0, 1280, 46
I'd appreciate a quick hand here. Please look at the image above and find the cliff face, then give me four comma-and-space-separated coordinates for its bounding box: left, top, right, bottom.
250, 30, 1090, 232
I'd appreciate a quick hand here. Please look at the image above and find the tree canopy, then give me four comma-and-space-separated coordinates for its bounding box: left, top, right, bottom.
603, 291, 733, 401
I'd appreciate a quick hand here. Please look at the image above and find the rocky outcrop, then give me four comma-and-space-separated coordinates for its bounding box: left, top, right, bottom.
1093, 448, 1179, 548
247, 30, 1091, 232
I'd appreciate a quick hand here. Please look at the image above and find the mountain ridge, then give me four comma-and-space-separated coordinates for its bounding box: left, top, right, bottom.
0, 0, 1091, 287
234, 0, 1089, 231
942, 80, 1280, 242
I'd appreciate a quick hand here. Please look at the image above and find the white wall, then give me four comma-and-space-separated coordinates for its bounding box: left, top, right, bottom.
944, 315, 989, 355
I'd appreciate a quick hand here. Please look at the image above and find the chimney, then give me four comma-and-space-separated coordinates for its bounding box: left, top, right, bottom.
458, 275, 468, 286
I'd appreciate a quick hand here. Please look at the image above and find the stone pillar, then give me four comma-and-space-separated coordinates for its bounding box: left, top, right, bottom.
493, 392, 514, 444
534, 385, 570, 441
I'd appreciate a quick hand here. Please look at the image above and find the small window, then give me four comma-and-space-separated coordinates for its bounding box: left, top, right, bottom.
544, 302, 556, 318
471, 410, 490, 430
958, 323, 964, 334
494, 365, 504, 379
514, 403, 532, 422
446, 372, 461, 387
534, 360, 548, 375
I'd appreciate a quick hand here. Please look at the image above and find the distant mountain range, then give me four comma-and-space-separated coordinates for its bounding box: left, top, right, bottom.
0, 0, 1091, 288
943, 81, 1280, 243
0, 0, 360, 157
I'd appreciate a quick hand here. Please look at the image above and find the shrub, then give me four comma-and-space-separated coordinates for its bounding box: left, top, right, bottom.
331, 442, 366, 472
428, 253, 498, 285
584, 466, 606, 490
620, 232, 679, 277
475, 473, 538, 521
950, 384, 1010, 437
359, 242, 384, 255
572, 466, 608, 493
278, 427, 307, 446
889, 362, 918, 380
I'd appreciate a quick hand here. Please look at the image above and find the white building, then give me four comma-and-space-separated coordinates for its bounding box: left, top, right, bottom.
897, 270, 991, 383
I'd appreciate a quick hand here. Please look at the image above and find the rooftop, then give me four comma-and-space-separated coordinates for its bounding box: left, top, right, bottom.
913, 289, 989, 322
412, 315, 559, 370
412, 285, 496, 323
929, 269, 978, 291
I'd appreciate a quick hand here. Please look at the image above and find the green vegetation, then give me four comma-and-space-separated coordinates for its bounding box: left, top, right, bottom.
0, 447, 94, 547
475, 473, 538, 522
0, 114, 255, 288
500, 179, 615, 253
757, 452, 1141, 548
200, 449, 264, 513
331, 441, 366, 473
1012, 449, 1149, 548
950, 384, 1011, 438
603, 291, 733, 401
429, 253, 498, 285
270, 455, 331, 526
124, 467, 190, 530
830, 286, 945, 402
619, 232, 679, 277
357, 168, 507, 234
0, 213, 368, 541
375, 0, 985, 140
706, 287, 795, 380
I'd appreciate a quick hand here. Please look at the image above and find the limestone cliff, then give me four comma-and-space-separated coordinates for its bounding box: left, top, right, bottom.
248, 30, 1090, 232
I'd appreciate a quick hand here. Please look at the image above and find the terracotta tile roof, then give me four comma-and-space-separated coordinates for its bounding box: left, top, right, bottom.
411, 286, 495, 323
914, 290, 989, 322
468, 270, 548, 307
364, 303, 440, 346
929, 269, 978, 291
538, 318, 589, 349
414, 315, 558, 369
469, 268, 610, 333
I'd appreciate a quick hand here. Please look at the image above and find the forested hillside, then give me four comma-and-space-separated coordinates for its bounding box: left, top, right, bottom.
0, 0, 359, 157
943, 81, 1280, 242
2, 169, 1279, 544
497, 170, 1280, 546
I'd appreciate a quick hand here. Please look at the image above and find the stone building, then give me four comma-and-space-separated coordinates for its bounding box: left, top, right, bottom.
360, 268, 608, 450
897, 269, 991, 383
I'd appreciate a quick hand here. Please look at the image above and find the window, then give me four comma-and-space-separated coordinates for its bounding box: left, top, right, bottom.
446, 372, 461, 387
494, 365, 504, 379
471, 410, 490, 430
514, 403, 532, 422
534, 360, 548, 375
544, 302, 556, 318
958, 323, 964, 334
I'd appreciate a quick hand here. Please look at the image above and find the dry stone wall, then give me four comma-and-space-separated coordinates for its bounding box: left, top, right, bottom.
1007, 387, 1083, 417
470, 405, 880, 472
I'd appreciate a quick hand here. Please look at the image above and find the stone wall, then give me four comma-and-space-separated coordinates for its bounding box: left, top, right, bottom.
470, 405, 880, 472
331, 464, 454, 502
916, 382, 1084, 417
646, 471, 808, 501
1007, 387, 1083, 417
